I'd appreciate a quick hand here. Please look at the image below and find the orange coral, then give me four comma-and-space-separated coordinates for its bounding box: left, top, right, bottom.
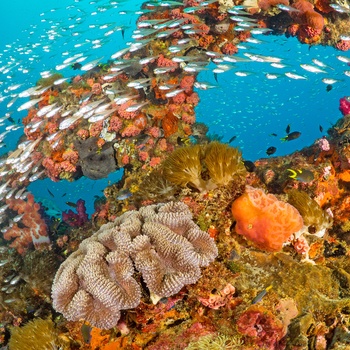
231, 186, 303, 252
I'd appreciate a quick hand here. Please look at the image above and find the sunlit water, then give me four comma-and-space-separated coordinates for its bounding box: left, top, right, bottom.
0, 0, 349, 214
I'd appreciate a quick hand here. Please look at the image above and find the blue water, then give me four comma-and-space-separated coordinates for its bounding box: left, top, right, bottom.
0, 0, 349, 214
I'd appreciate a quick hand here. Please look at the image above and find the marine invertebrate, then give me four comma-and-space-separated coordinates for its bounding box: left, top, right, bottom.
162, 142, 246, 192
162, 145, 206, 191
287, 189, 332, 237
3, 193, 50, 254
62, 199, 89, 227
231, 186, 303, 251
52, 202, 217, 329
204, 142, 247, 188
185, 333, 243, 349
8, 318, 68, 350
237, 305, 285, 349
339, 97, 350, 116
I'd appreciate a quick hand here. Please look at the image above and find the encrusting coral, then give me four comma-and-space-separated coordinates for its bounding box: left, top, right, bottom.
52, 201, 217, 329
231, 186, 304, 251
162, 142, 246, 192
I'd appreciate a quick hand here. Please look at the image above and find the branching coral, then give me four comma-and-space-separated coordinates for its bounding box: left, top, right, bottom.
162, 142, 246, 192
52, 202, 217, 329
287, 189, 333, 237
231, 186, 303, 251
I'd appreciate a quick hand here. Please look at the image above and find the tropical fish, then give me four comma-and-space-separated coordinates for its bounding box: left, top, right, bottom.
66, 201, 78, 208
116, 188, 132, 200
300, 64, 326, 74
252, 285, 273, 304
287, 168, 314, 183
285, 72, 307, 80
243, 160, 256, 172
319, 125, 323, 133
281, 131, 301, 141
229, 135, 237, 143
286, 124, 291, 134
326, 84, 332, 92
266, 146, 276, 155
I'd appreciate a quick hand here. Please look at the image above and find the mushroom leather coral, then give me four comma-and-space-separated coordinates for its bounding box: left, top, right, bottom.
231, 186, 303, 252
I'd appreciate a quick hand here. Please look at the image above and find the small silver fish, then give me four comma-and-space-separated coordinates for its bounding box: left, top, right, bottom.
80, 57, 104, 71
285, 72, 307, 80
276, 4, 300, 11
17, 97, 43, 112
300, 64, 326, 73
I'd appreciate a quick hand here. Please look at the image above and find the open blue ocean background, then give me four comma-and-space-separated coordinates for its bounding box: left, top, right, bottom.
0, 0, 349, 215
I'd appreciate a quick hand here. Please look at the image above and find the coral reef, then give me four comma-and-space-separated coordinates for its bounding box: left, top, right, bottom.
52, 201, 217, 329
231, 186, 304, 251
2, 0, 350, 348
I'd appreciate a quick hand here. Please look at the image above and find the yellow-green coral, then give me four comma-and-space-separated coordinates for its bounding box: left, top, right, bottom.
162, 142, 246, 192
287, 190, 332, 236
162, 145, 207, 191
204, 142, 246, 188
8, 318, 67, 350
185, 334, 243, 350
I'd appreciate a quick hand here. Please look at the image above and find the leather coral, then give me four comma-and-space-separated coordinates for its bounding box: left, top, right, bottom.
52, 201, 217, 329
231, 186, 303, 252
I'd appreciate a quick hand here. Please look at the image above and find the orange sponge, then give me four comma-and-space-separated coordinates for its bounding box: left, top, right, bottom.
231, 186, 303, 252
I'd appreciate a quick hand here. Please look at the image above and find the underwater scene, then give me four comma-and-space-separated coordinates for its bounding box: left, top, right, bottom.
1, 0, 350, 348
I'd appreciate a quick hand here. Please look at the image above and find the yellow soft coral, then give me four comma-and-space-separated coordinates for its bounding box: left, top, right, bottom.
162, 142, 246, 191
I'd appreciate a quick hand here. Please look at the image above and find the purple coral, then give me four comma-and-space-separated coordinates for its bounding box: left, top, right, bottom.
62, 199, 88, 227
52, 201, 217, 329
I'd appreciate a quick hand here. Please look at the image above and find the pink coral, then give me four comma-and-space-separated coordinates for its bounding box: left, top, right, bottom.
339, 97, 350, 115
62, 149, 79, 164
317, 137, 330, 151
180, 76, 195, 93
157, 54, 178, 69
89, 120, 103, 137
3, 193, 50, 254
121, 124, 141, 137
150, 157, 161, 167
42, 157, 60, 181
186, 92, 199, 105
198, 283, 235, 309
293, 235, 310, 255
109, 115, 123, 132
147, 126, 161, 138
336, 40, 350, 51
77, 129, 89, 140
237, 305, 285, 349
138, 150, 149, 161
60, 160, 76, 173
172, 92, 187, 104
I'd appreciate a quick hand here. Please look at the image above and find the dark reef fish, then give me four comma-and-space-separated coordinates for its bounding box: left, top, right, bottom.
266, 146, 276, 155
281, 131, 301, 141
